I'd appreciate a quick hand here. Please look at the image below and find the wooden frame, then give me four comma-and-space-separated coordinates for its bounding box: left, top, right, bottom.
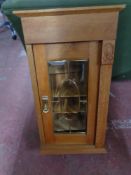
14, 5, 125, 154
32, 42, 99, 145
14, 5, 125, 17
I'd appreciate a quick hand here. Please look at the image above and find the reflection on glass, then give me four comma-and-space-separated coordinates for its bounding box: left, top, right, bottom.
48, 60, 88, 134
54, 113, 86, 133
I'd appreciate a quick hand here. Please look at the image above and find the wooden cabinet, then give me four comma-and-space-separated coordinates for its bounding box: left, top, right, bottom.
14, 5, 125, 154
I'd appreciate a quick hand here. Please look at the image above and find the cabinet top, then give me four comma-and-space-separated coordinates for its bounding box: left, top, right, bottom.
14, 4, 126, 17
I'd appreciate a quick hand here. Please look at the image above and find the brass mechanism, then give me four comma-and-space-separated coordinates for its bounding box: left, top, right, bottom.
42, 96, 49, 113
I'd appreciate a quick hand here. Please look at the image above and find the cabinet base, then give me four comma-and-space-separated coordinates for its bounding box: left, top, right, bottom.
40, 144, 107, 155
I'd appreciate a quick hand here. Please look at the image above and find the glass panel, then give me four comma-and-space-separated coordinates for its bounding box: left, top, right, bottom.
48, 60, 88, 134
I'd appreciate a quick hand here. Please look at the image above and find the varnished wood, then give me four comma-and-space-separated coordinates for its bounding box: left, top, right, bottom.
87, 42, 100, 144
41, 144, 107, 154
101, 40, 116, 65
54, 134, 87, 144
16, 5, 125, 154
33, 43, 97, 145
14, 4, 125, 17
95, 65, 112, 147
26, 45, 45, 145
45, 42, 89, 60
33, 44, 55, 143
21, 12, 118, 44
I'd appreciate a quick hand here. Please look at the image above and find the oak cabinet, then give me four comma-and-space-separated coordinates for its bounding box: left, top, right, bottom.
14, 4, 125, 154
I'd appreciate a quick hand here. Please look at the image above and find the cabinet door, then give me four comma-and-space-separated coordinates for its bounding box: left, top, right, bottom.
33, 42, 100, 144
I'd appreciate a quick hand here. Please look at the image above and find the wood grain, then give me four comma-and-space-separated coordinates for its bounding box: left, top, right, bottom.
26, 45, 45, 145
101, 40, 116, 65
95, 65, 112, 148
87, 42, 100, 144
19, 4, 124, 153
32, 42, 97, 145
33, 44, 55, 144
14, 4, 126, 17
21, 12, 118, 44
54, 134, 87, 144
45, 42, 89, 60
41, 144, 107, 154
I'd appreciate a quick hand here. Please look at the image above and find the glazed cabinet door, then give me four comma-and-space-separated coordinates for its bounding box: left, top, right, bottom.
33, 42, 100, 145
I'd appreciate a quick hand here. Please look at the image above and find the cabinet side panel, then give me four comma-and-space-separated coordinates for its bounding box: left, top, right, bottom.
95, 65, 112, 147
26, 45, 45, 145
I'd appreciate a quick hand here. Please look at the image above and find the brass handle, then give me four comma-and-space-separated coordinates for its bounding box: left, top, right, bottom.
42, 96, 49, 113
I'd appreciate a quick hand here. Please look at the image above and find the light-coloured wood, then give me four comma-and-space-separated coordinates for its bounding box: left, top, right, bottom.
14, 4, 126, 17
26, 45, 45, 145
45, 42, 89, 60
95, 65, 112, 148
101, 40, 116, 65
18, 5, 125, 154
32, 43, 97, 145
54, 134, 87, 144
96, 40, 116, 146
33, 44, 55, 144
41, 144, 107, 154
87, 42, 100, 144
21, 12, 118, 44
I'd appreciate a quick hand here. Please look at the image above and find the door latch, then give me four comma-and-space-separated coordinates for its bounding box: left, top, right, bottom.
42, 96, 49, 113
